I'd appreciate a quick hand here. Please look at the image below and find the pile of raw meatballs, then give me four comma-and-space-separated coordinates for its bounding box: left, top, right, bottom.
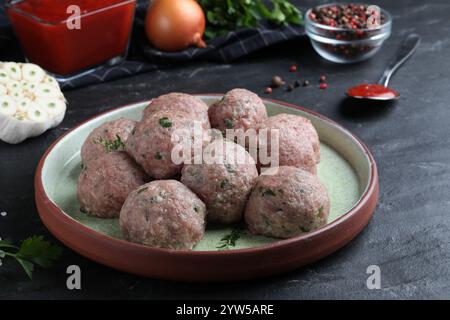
77, 89, 330, 250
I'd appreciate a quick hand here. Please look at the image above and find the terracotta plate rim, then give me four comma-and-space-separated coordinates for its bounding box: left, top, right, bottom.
35, 95, 378, 259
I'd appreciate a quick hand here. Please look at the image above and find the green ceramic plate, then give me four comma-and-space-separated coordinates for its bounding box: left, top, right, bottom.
36, 96, 378, 281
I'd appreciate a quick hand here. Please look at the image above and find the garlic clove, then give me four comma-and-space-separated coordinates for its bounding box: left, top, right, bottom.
17, 98, 33, 112
3, 62, 22, 81
14, 111, 27, 121
36, 98, 66, 116
43, 75, 60, 88
21, 63, 45, 83
0, 69, 9, 84
26, 106, 49, 122
6, 80, 21, 92
34, 83, 61, 98
9, 90, 25, 101
20, 80, 30, 89
25, 81, 38, 93
0, 96, 18, 116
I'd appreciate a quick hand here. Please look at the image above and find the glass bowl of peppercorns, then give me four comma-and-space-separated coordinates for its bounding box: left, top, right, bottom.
305, 3, 392, 63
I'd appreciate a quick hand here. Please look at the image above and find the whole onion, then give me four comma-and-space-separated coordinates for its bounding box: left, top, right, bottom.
145, 0, 207, 52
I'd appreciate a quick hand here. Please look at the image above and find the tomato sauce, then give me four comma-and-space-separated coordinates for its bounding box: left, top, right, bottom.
6, 0, 136, 75
347, 83, 399, 99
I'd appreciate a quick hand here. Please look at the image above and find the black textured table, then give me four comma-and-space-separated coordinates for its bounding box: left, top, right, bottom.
1, 0, 450, 299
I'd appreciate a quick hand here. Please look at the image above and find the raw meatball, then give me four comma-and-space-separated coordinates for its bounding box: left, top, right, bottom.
120, 180, 207, 250
208, 88, 268, 132
77, 151, 148, 218
245, 166, 330, 239
256, 113, 320, 174
181, 139, 258, 224
81, 118, 136, 164
294, 115, 320, 163
126, 111, 211, 179
142, 93, 210, 126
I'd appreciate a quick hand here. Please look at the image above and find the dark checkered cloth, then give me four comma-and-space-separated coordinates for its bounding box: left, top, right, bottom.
0, 1, 305, 90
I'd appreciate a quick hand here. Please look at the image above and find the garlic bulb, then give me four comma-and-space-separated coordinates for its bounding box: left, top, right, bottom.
0, 62, 67, 144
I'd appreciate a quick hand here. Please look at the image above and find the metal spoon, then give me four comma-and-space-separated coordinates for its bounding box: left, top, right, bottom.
347, 33, 421, 101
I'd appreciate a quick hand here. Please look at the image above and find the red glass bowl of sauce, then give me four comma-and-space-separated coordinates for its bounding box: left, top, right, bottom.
6, 0, 136, 76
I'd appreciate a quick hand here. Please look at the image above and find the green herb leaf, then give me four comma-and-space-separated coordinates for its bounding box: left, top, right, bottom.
316, 205, 324, 216
225, 164, 236, 173
137, 186, 148, 194
216, 228, 242, 249
0, 238, 17, 249
96, 134, 125, 153
0, 236, 62, 280
16, 258, 34, 280
198, 0, 303, 38
159, 117, 172, 128
299, 225, 310, 233
261, 188, 276, 197
219, 179, 229, 189
17, 236, 63, 268
224, 118, 234, 129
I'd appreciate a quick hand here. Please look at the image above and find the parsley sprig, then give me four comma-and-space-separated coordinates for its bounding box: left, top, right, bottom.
216, 228, 242, 250
159, 117, 173, 128
96, 135, 125, 153
198, 0, 303, 38
0, 236, 62, 279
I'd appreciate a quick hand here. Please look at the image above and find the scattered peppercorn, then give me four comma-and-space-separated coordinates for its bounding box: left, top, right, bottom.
319, 75, 327, 83
264, 87, 273, 94
294, 80, 301, 88
289, 65, 297, 72
303, 80, 310, 87
319, 83, 328, 90
287, 84, 295, 92
271, 75, 285, 88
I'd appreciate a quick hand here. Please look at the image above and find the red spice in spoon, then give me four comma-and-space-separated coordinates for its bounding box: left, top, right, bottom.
347, 83, 399, 100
